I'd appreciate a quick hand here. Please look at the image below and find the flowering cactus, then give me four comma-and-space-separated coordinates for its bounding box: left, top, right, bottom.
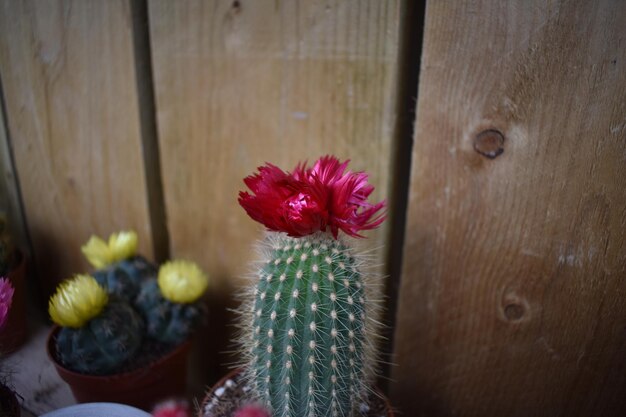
135, 260, 209, 345
0, 277, 14, 330
81, 230, 157, 301
50, 230, 208, 376
49, 274, 144, 374
235, 156, 386, 417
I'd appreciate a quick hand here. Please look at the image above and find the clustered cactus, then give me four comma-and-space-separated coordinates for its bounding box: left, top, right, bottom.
49, 231, 208, 375
233, 156, 386, 417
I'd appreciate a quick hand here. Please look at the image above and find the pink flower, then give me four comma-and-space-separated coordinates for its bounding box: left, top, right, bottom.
0, 277, 14, 330
239, 156, 386, 238
151, 400, 190, 417
233, 404, 271, 417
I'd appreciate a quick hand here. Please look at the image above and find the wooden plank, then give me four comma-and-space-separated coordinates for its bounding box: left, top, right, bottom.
392, 1, 626, 416
149, 0, 400, 288
149, 0, 402, 381
0, 0, 155, 299
0, 89, 29, 256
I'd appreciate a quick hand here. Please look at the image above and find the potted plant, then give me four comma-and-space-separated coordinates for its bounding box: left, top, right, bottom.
0, 215, 27, 353
46, 231, 209, 410
198, 156, 393, 417
1, 277, 20, 417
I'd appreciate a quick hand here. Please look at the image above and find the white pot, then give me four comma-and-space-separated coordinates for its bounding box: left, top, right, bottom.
40, 402, 151, 417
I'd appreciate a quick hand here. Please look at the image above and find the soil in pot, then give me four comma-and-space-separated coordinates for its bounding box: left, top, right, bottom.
47, 326, 191, 410
198, 368, 394, 417
0, 250, 28, 353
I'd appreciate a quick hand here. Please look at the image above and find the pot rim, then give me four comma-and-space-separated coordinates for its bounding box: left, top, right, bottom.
40, 402, 151, 417
46, 325, 192, 381
198, 368, 395, 417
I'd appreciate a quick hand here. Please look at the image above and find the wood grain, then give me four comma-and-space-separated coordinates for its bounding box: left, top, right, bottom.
0, 0, 155, 299
149, 0, 401, 291
0, 92, 29, 254
149, 0, 403, 384
391, 1, 626, 416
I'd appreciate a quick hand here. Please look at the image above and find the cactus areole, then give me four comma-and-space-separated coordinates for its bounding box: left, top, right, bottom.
238, 156, 386, 417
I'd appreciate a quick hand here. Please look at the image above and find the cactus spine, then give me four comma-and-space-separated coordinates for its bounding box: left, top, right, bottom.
241, 232, 380, 417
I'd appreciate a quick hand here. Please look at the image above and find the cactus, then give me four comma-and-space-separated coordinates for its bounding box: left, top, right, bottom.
82, 231, 156, 301
235, 156, 386, 417
135, 260, 208, 345
50, 235, 207, 376
0, 215, 15, 276
92, 255, 157, 301
50, 275, 144, 375
240, 233, 381, 417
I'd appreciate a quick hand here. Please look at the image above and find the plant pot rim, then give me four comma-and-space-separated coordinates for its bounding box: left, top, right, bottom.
199, 368, 395, 417
40, 402, 152, 417
46, 325, 191, 381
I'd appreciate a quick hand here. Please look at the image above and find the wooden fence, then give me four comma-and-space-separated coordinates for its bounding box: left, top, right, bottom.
0, 1, 624, 416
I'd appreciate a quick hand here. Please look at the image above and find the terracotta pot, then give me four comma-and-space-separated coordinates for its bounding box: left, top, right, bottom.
47, 326, 191, 411
0, 383, 20, 417
0, 250, 28, 353
198, 368, 395, 417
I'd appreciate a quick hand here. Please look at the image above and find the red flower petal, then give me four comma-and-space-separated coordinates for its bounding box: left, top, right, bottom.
239, 156, 386, 238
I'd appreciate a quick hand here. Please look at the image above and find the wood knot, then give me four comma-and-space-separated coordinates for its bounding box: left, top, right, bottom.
504, 303, 525, 321
500, 291, 529, 323
473, 129, 504, 159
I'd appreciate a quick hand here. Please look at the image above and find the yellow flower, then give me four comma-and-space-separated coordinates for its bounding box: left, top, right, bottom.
81, 230, 138, 269
49, 275, 109, 328
158, 260, 208, 304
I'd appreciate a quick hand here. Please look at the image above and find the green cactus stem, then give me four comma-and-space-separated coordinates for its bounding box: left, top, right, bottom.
134, 260, 208, 345
135, 279, 206, 345
55, 298, 144, 375
92, 255, 157, 301
239, 232, 382, 417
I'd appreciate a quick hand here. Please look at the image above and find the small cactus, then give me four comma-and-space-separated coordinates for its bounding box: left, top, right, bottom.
50, 275, 144, 375
82, 231, 157, 301
135, 260, 208, 345
235, 156, 386, 417
0, 215, 15, 276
